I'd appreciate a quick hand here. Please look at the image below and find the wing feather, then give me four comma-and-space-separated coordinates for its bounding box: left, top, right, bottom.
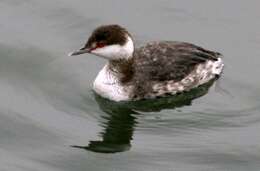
130, 41, 221, 98
133, 41, 220, 82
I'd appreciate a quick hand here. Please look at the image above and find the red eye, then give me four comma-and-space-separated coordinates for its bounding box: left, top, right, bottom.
90, 42, 106, 51
97, 42, 105, 48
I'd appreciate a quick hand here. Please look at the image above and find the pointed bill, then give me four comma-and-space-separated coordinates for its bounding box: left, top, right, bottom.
68, 47, 90, 56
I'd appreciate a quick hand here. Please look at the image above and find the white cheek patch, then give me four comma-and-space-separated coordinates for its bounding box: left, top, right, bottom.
92, 44, 123, 59
91, 36, 134, 60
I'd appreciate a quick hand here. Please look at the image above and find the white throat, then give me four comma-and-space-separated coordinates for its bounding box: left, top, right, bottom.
93, 64, 131, 101
91, 36, 134, 60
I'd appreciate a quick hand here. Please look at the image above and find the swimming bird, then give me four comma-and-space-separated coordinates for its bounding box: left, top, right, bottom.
69, 25, 224, 101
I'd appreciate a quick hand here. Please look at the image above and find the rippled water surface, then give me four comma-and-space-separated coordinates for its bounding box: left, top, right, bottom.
1, 0, 260, 170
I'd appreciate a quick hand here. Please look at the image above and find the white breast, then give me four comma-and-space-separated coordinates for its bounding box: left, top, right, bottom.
93, 64, 131, 101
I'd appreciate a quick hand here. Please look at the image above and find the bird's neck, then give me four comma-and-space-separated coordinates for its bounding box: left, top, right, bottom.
108, 58, 134, 84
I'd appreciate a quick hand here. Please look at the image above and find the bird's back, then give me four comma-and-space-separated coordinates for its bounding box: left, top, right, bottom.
130, 41, 223, 99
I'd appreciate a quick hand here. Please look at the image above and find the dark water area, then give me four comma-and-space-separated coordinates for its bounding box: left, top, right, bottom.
0, 0, 260, 170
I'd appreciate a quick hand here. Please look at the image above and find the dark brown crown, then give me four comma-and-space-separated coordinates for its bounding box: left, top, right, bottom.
84, 25, 130, 48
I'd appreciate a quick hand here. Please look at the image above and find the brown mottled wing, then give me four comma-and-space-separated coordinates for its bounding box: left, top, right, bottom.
131, 41, 221, 98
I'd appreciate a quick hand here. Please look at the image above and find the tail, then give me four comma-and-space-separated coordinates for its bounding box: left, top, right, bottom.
212, 57, 224, 75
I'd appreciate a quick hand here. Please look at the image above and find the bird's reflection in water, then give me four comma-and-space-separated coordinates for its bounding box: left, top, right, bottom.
72, 80, 215, 153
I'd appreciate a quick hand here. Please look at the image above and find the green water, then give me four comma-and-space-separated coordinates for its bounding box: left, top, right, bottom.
0, 0, 260, 170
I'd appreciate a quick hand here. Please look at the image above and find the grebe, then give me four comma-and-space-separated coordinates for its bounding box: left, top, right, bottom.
69, 25, 224, 101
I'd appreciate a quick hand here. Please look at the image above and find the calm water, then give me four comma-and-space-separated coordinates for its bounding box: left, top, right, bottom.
1, 0, 260, 170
